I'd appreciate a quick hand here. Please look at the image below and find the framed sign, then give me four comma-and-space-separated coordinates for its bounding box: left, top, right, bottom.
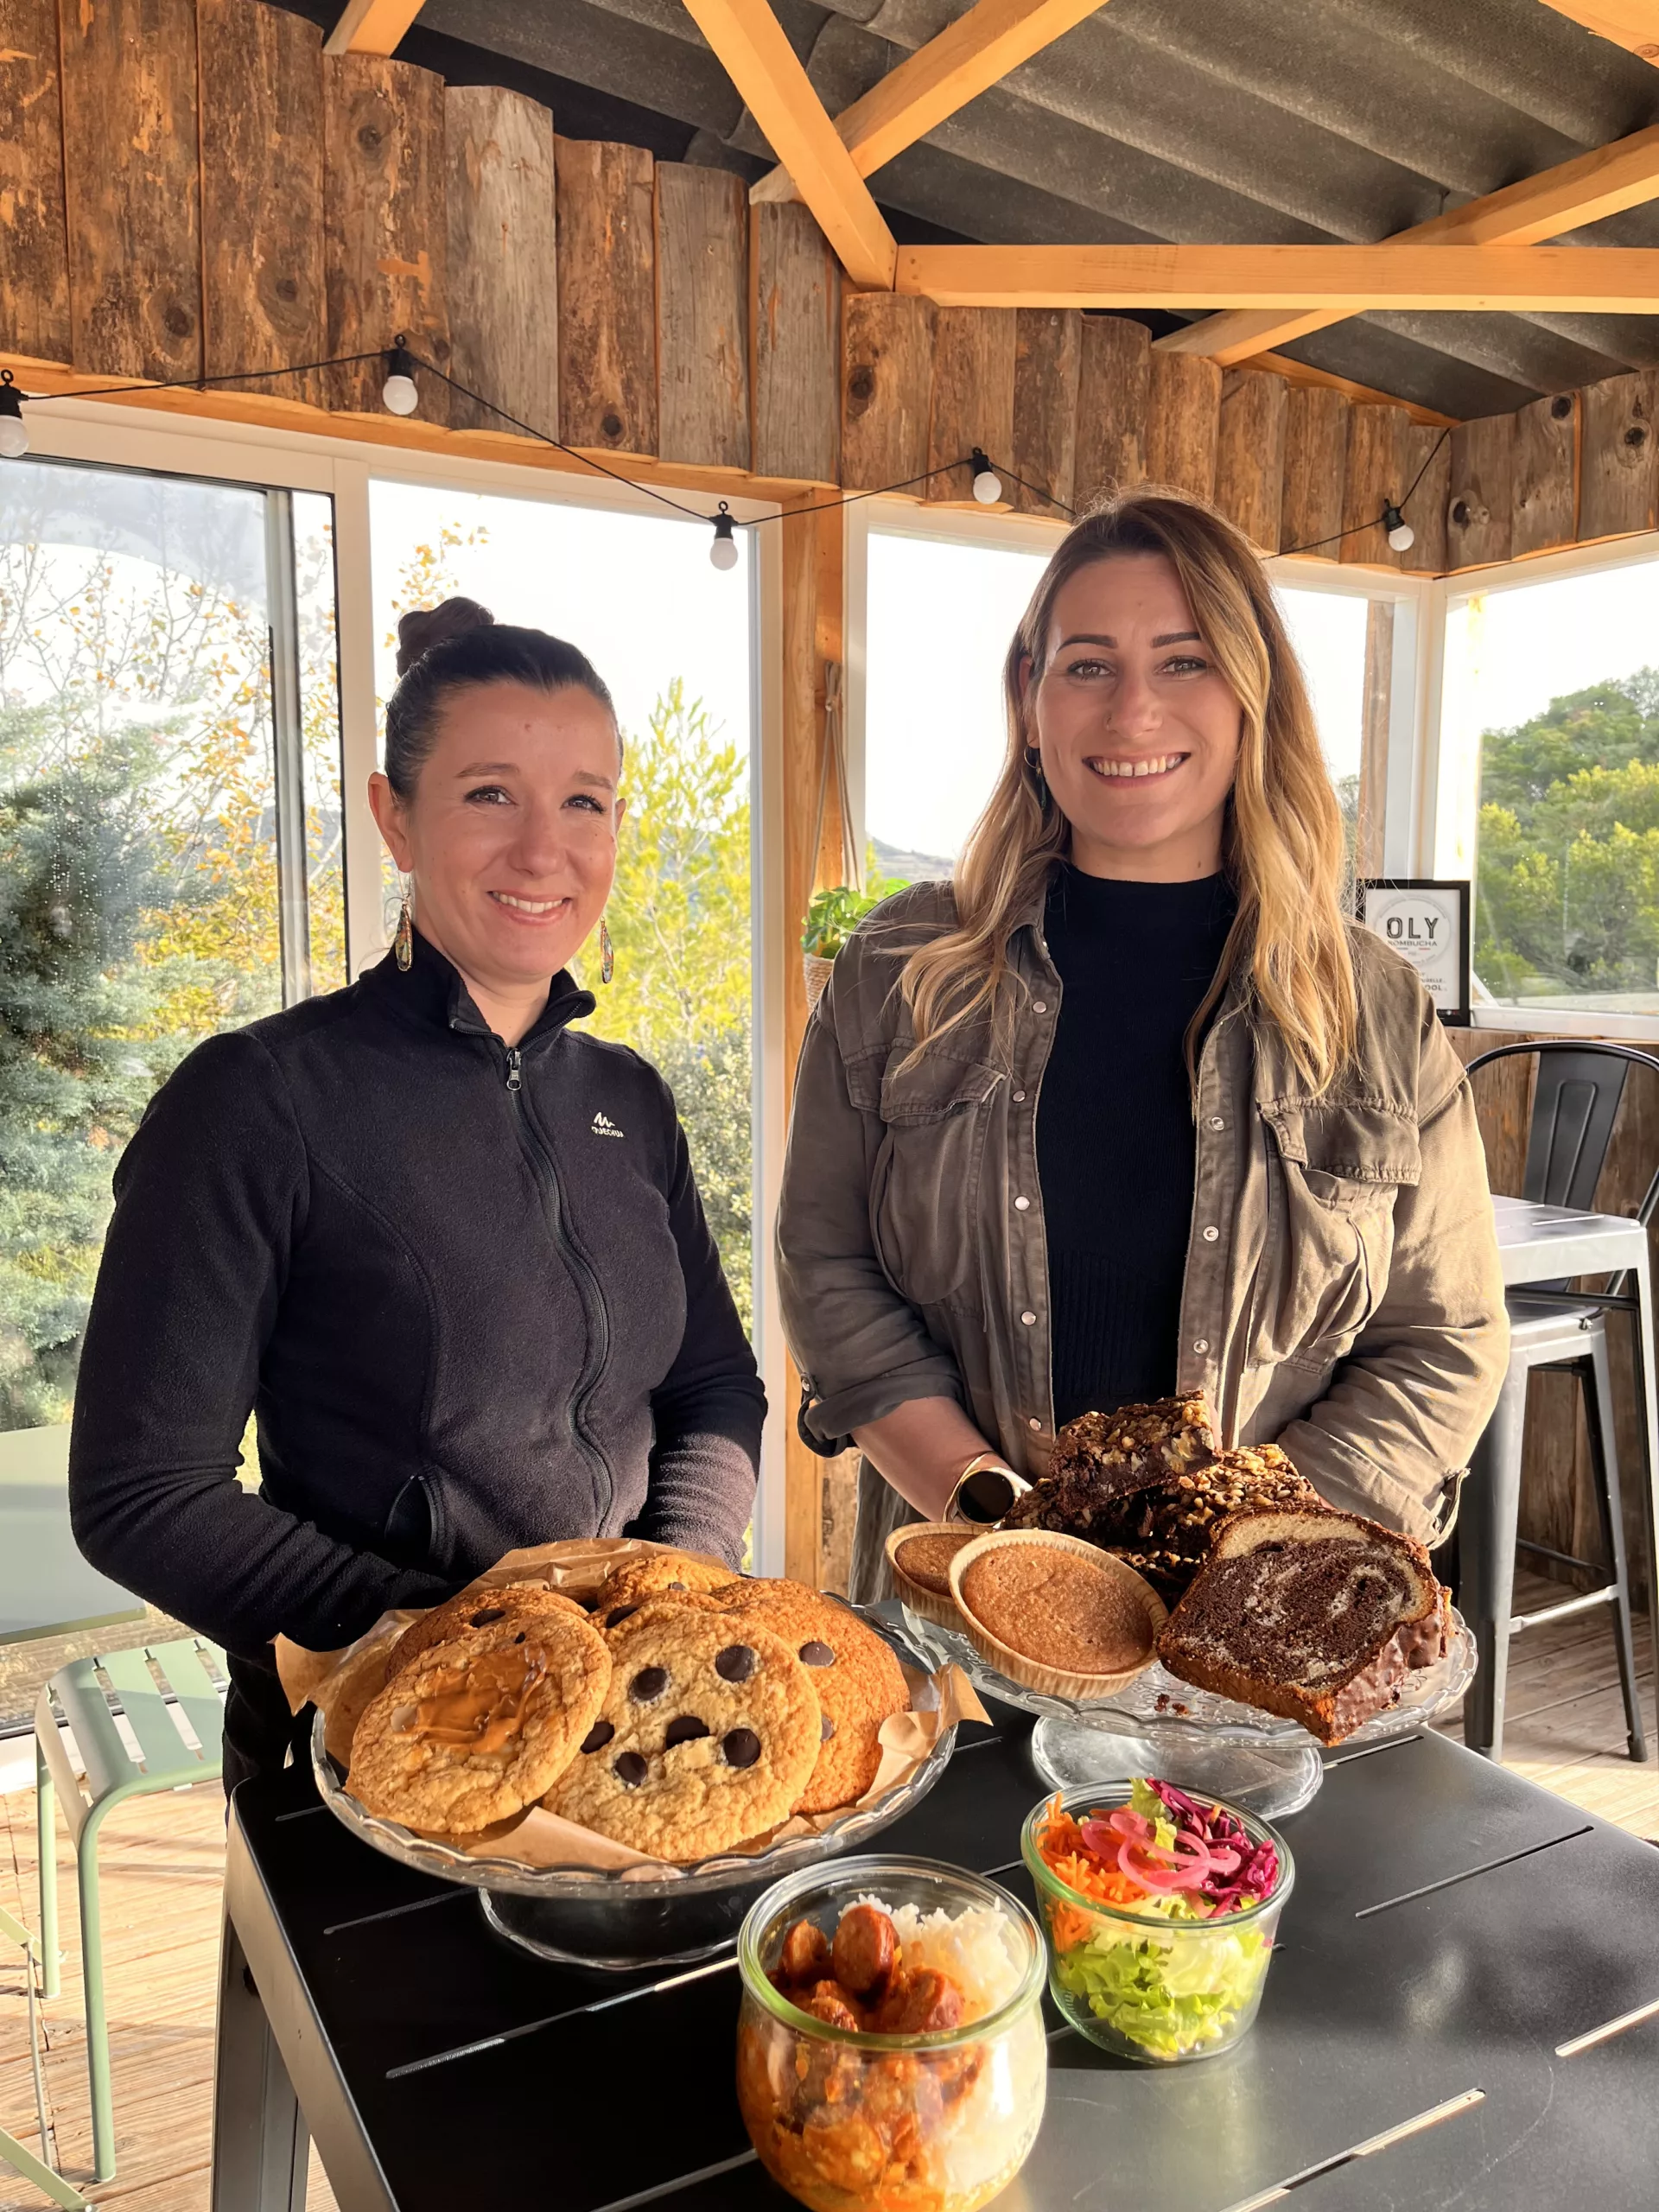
1356, 879, 1471, 1025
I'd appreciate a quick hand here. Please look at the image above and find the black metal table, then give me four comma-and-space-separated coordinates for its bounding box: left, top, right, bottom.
211, 1701, 1659, 2212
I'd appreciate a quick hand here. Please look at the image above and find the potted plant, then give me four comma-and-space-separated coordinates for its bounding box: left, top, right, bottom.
801, 876, 907, 1010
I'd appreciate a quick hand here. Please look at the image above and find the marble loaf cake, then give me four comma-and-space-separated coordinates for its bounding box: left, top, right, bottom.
1154, 1508, 1450, 1745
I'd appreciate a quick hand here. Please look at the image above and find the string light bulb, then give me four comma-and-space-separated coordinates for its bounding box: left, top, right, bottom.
0, 372, 29, 459
1382, 501, 1414, 553
709, 501, 740, 571
970, 448, 1003, 505
381, 339, 420, 416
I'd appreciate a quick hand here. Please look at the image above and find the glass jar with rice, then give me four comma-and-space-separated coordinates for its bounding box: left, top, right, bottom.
735, 1857, 1047, 2212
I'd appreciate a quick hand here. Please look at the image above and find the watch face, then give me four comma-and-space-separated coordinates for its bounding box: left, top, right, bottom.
958, 1466, 1016, 1524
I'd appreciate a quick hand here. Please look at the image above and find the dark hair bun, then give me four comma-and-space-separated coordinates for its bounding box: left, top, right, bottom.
395, 596, 495, 677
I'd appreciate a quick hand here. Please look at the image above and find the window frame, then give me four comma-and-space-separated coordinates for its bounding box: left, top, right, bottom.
8, 397, 791, 1567
1422, 530, 1659, 1040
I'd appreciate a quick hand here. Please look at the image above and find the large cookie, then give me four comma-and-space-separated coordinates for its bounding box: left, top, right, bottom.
593, 1553, 732, 1618
548, 1612, 820, 1861
713, 1580, 909, 1814
387, 1585, 587, 1680
349, 1611, 611, 1834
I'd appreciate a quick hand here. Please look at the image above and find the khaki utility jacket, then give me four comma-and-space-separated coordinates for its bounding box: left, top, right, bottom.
778, 879, 1509, 1600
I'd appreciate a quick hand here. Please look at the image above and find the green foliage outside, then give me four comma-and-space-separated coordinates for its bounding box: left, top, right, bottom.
0, 499, 343, 1431
801, 873, 910, 960
1475, 668, 1659, 1002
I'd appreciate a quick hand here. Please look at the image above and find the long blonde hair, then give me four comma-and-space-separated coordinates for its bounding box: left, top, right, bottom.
899, 486, 1357, 1096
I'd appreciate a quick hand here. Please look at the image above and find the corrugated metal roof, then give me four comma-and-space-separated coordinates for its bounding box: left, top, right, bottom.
412, 0, 1659, 418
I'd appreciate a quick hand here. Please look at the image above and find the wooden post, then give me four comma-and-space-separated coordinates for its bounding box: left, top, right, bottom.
60, 0, 202, 381
750, 201, 840, 485
1341, 403, 1409, 569
1356, 601, 1393, 881
925, 306, 1016, 505
1579, 369, 1659, 541
1511, 391, 1578, 556
842, 292, 935, 493
0, 0, 70, 364
322, 54, 449, 422
657, 162, 750, 471
1073, 314, 1149, 510
1280, 385, 1349, 560
1400, 421, 1451, 573
445, 85, 557, 437
1213, 367, 1287, 551
1446, 415, 1515, 569
1011, 308, 1080, 518
200, 0, 324, 405
555, 137, 657, 456
778, 493, 847, 1589
1145, 349, 1219, 499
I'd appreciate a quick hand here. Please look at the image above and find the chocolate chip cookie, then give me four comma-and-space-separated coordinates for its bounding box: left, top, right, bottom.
711, 1581, 909, 1814
349, 1610, 611, 1834
593, 1554, 733, 1619
387, 1585, 587, 1681
547, 1611, 821, 1861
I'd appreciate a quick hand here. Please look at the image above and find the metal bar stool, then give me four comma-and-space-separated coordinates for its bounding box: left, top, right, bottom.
35, 1637, 226, 2183
1462, 1042, 1659, 1764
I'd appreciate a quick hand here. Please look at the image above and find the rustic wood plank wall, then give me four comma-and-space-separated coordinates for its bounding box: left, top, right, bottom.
1451, 1029, 1658, 1605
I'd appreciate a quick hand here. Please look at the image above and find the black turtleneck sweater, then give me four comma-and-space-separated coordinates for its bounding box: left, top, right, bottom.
1037, 868, 1236, 1428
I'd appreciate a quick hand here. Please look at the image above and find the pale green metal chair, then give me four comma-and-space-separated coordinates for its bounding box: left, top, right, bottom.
35, 1637, 227, 2184
0, 1899, 86, 2209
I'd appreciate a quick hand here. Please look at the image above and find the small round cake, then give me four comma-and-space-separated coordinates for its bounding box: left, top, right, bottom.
893, 1529, 974, 1598
950, 1533, 1166, 1697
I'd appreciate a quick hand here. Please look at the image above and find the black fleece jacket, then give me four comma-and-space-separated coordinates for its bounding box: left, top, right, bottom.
67, 930, 766, 1657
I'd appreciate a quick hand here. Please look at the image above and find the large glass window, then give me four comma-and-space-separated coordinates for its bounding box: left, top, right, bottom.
368, 478, 757, 1325
0, 454, 344, 1698
1443, 558, 1659, 1019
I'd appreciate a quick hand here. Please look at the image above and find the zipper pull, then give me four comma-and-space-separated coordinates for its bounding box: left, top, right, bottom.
505, 1047, 523, 1093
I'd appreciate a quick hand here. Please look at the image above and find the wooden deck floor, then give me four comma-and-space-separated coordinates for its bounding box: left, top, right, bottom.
0, 1573, 1653, 2212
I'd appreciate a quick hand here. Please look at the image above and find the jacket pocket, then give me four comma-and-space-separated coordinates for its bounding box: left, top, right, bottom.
867, 1053, 1001, 1312
1255, 1098, 1421, 1370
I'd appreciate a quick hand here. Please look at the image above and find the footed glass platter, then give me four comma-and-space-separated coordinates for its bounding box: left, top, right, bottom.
900, 1605, 1478, 1819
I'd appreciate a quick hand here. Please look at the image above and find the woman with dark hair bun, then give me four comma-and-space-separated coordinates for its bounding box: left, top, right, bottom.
67, 596, 766, 1791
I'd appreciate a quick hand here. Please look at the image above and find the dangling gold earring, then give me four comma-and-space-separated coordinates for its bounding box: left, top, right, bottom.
393, 887, 413, 972
599, 916, 614, 986
1024, 746, 1049, 807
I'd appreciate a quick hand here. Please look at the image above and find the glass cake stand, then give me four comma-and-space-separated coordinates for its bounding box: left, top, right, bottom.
899, 1605, 1478, 1820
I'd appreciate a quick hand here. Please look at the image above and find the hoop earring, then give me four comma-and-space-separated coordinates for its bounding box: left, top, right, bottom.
1023, 746, 1049, 807
599, 916, 614, 986
393, 887, 414, 972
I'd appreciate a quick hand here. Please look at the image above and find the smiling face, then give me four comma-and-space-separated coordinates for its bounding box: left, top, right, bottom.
1023, 551, 1243, 880
368, 677, 623, 1033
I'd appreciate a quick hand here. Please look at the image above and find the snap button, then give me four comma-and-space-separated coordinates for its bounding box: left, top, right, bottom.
1020, 1311, 1036, 1325
1013, 1090, 1026, 1103
1209, 1116, 1225, 1130
1014, 1195, 1031, 1211
1028, 1416, 1041, 1430
1202, 1224, 1219, 1242
1032, 1000, 1048, 1014
1194, 1338, 1210, 1354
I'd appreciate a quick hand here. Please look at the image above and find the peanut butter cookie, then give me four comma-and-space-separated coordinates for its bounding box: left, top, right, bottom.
548, 1611, 820, 1861
349, 1611, 611, 1834
712, 1581, 909, 1814
386, 1585, 586, 1681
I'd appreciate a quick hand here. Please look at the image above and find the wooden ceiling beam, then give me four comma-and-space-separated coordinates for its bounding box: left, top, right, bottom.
749, 0, 1111, 207
680, 0, 895, 288
898, 240, 1659, 311
1159, 120, 1659, 364
323, 0, 426, 56
1535, 2, 1659, 61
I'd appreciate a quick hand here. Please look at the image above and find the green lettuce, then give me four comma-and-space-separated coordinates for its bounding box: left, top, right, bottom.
1054, 1922, 1271, 2061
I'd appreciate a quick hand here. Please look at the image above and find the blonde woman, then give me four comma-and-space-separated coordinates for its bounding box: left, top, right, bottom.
778, 488, 1508, 1602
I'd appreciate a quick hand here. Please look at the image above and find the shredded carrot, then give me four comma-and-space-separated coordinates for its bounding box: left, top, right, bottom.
1033, 1794, 1147, 1924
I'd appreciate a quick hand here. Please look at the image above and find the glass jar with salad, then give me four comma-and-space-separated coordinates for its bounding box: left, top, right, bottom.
1021, 1779, 1293, 2063
735, 1856, 1048, 2212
